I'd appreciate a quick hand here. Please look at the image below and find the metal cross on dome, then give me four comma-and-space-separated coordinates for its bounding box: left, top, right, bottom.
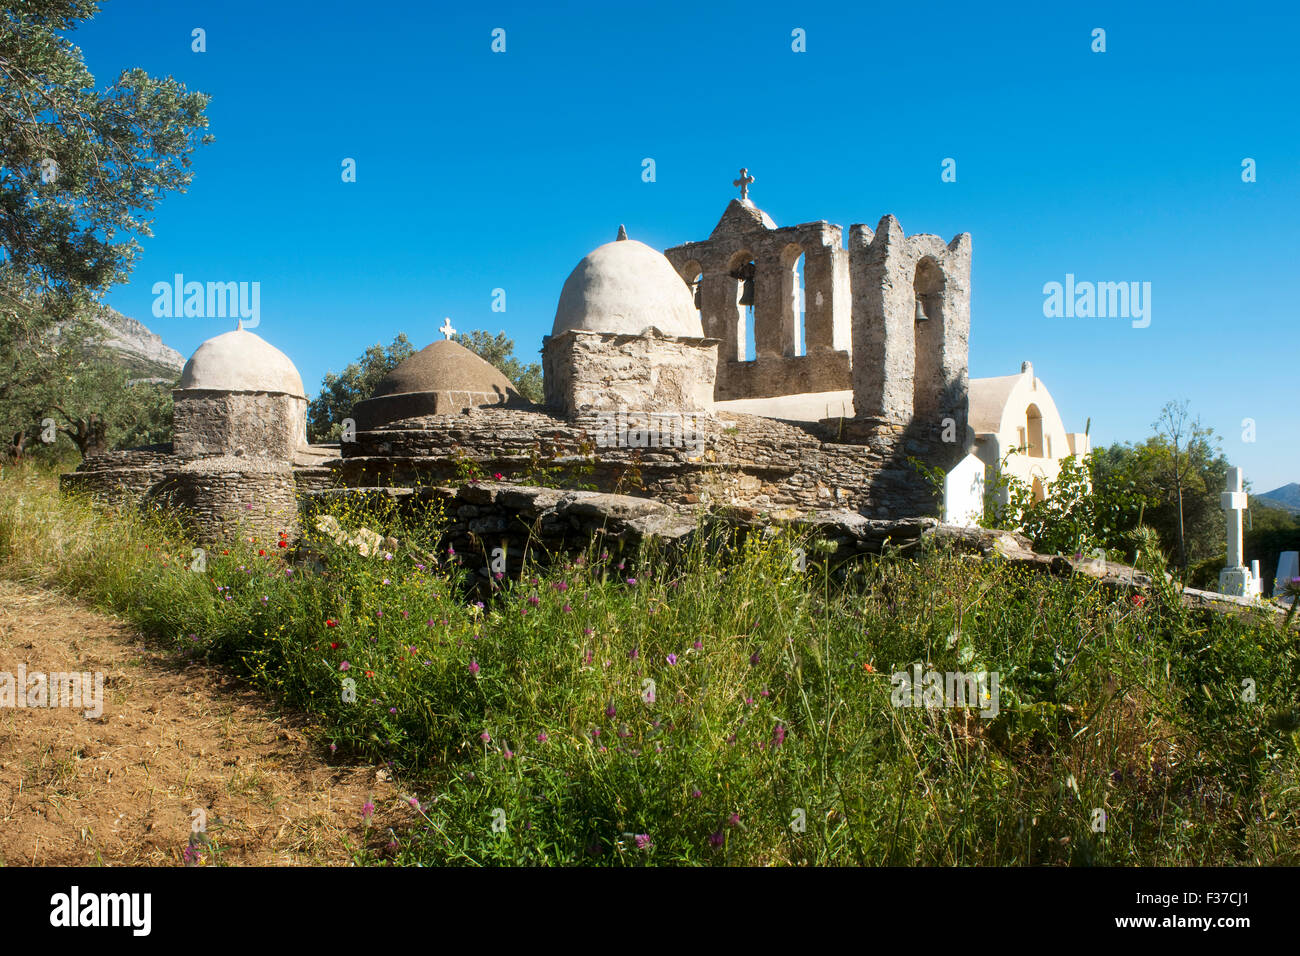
733, 167, 755, 201
439, 316, 456, 340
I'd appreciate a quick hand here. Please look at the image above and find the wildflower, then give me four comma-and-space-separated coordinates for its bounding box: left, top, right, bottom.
773, 724, 786, 746
749, 651, 760, 666
527, 595, 539, 606
389, 707, 397, 714
691, 788, 702, 798
666, 653, 677, 666
630, 647, 639, 661
364, 670, 375, 679
330, 642, 339, 650
863, 662, 875, 673
376, 609, 383, 618
258, 549, 266, 556
277, 540, 287, 549
728, 813, 740, 827
1131, 594, 1147, 608
537, 732, 548, 743
383, 553, 393, 561
503, 748, 514, 759
469, 659, 480, 676
381, 579, 390, 586
693, 640, 703, 650
562, 604, 572, 613
362, 800, 375, 822
326, 619, 338, 628
427, 619, 436, 627
626, 577, 637, 586
606, 701, 616, 718
708, 831, 725, 848
285, 568, 293, 577
583, 627, 594, 636
408, 796, 421, 811
481, 731, 491, 742
400, 610, 409, 619
554, 581, 568, 592
493, 472, 503, 481
634, 834, 652, 850
339, 661, 351, 672
329, 742, 337, 753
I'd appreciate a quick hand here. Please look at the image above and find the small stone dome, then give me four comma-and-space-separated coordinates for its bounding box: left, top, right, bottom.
349, 339, 521, 429
371, 339, 517, 400
179, 326, 306, 397
552, 237, 703, 339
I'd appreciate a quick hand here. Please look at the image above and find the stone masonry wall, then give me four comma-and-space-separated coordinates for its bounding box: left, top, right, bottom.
173, 389, 306, 459
334, 405, 949, 519
542, 328, 718, 417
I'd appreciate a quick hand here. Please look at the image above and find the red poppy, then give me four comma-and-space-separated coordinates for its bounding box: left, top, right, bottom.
325, 619, 338, 628
330, 642, 339, 650
258, 549, 266, 556
1132, 594, 1147, 608
221, 549, 229, 555
364, 670, 375, 679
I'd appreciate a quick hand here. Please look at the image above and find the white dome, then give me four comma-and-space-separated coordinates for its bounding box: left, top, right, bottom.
552, 238, 703, 339
178, 327, 306, 397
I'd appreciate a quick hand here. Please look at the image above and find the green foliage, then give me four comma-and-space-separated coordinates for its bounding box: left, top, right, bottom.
0, 0, 212, 298
1092, 403, 1228, 570
454, 330, 542, 404
984, 452, 1145, 557
0, 0, 209, 453
307, 334, 415, 442
5, 466, 1298, 866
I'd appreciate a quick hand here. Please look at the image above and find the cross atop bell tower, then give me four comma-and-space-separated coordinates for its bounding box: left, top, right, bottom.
733, 167, 755, 202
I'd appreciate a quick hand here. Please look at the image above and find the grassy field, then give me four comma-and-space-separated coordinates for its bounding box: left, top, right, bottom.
2, 464, 1297, 865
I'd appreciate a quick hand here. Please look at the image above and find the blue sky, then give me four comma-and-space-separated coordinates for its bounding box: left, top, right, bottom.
78, 0, 1298, 489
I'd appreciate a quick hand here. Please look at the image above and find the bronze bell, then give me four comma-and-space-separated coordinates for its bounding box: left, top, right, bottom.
730, 260, 757, 307
739, 277, 755, 307
915, 296, 930, 322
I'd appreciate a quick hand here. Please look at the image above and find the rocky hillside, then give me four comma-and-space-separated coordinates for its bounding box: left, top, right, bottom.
89, 305, 185, 382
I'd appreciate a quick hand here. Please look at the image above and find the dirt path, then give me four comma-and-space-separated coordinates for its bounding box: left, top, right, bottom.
0, 580, 409, 866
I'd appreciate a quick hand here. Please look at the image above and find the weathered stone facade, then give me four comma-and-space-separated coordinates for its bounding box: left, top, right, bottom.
173, 390, 306, 459
542, 328, 718, 417
332, 405, 942, 518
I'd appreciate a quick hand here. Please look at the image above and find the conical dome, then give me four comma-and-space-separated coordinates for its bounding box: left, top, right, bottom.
178, 327, 306, 397
350, 338, 521, 429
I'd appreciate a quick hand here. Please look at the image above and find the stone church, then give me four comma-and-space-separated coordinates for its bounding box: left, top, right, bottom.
63, 180, 1086, 544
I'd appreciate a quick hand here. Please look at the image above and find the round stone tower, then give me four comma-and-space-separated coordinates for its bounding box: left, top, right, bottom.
152, 321, 306, 544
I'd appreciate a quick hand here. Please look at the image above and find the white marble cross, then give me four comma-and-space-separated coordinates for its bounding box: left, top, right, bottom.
733, 167, 755, 201
1219, 466, 1253, 596
439, 316, 456, 340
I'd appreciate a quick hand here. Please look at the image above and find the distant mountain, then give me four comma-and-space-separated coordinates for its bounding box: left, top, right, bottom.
1257, 483, 1300, 515
88, 305, 185, 382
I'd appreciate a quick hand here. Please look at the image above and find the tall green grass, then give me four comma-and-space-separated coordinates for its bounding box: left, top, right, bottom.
2, 464, 1297, 865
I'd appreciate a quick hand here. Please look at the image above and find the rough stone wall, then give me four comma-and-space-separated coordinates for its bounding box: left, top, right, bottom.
542, 328, 718, 417
848, 216, 971, 472
145, 458, 299, 544
333, 405, 943, 519
173, 389, 306, 459
59, 445, 176, 503
665, 217, 851, 402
